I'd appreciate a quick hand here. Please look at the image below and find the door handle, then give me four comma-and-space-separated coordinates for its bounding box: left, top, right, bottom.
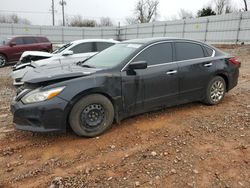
166, 70, 177, 75
204, 63, 213, 67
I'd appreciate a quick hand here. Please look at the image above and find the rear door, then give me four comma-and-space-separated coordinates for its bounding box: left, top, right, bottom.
23, 37, 40, 51
121, 42, 179, 114
174, 42, 215, 102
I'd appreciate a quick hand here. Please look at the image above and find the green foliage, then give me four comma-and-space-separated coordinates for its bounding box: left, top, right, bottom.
197, 7, 216, 17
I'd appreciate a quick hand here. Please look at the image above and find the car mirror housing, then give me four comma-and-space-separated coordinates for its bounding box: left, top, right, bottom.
128, 61, 147, 70
62, 50, 73, 56
9, 42, 16, 47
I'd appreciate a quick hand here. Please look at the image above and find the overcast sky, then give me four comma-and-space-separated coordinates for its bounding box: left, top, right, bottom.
0, 0, 246, 26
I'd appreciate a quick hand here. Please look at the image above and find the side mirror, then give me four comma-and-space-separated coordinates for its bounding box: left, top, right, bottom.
9, 42, 16, 47
128, 61, 147, 70
62, 50, 73, 56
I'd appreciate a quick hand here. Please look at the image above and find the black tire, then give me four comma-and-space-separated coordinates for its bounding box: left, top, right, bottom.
0, 54, 7, 68
203, 76, 226, 105
69, 94, 114, 137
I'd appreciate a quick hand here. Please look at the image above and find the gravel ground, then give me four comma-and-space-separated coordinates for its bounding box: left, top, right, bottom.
0, 45, 249, 188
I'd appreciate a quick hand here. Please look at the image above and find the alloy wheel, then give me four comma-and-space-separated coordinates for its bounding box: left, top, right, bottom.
210, 80, 225, 103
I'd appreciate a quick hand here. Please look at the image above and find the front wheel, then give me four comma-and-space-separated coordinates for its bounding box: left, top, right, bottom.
69, 94, 114, 137
203, 76, 226, 105
0, 54, 7, 68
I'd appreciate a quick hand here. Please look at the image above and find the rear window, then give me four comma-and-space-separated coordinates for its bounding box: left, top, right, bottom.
95, 42, 114, 52
23, 37, 37, 44
70, 42, 93, 54
36, 37, 50, 43
175, 42, 205, 61
204, 46, 214, 57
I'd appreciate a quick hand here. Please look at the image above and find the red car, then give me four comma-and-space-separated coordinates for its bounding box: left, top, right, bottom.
0, 36, 52, 67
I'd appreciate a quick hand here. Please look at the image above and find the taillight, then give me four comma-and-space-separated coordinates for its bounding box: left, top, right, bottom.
229, 57, 241, 68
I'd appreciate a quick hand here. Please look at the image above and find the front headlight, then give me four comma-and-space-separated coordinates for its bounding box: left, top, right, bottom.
21, 86, 65, 104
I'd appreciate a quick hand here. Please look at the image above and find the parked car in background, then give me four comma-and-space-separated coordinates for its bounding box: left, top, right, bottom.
11, 38, 240, 137
0, 36, 52, 67
11, 39, 119, 86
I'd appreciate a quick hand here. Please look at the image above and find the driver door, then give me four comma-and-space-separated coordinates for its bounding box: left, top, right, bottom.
121, 42, 179, 115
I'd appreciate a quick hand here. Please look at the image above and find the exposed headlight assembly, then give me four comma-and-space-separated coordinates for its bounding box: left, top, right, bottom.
21, 86, 65, 104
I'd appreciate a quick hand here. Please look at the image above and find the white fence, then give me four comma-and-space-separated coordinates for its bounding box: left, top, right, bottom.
119, 11, 250, 44
0, 12, 250, 44
0, 24, 118, 43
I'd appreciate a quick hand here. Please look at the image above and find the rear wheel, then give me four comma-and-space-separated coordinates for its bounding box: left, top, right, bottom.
0, 54, 7, 68
204, 76, 226, 105
69, 94, 114, 137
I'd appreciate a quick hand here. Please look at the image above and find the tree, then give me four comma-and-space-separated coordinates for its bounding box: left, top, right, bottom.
197, 7, 216, 17
214, 0, 238, 14
68, 15, 96, 27
99, 17, 113, 27
225, 5, 234, 13
0, 14, 31, 24
243, 0, 248, 11
214, 0, 228, 14
125, 16, 139, 25
133, 0, 159, 23
178, 9, 194, 19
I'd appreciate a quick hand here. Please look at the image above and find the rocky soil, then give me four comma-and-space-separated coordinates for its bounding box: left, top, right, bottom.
0, 45, 249, 188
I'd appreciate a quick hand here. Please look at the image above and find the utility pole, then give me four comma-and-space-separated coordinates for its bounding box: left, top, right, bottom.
59, 0, 66, 26
52, 0, 55, 26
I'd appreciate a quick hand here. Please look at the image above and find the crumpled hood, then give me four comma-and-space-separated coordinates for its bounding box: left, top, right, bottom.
21, 64, 101, 84
20, 51, 53, 61
30, 54, 91, 67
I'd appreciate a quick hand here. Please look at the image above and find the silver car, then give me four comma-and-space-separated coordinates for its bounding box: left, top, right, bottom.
11, 39, 119, 86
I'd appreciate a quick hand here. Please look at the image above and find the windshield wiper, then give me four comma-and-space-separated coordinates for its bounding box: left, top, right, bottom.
81, 64, 95, 68
76, 56, 93, 66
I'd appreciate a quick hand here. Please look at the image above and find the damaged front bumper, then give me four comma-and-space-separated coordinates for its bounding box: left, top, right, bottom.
10, 96, 69, 133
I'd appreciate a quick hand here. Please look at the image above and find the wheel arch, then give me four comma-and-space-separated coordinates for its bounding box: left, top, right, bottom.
64, 88, 119, 130
0, 52, 8, 62
215, 72, 229, 91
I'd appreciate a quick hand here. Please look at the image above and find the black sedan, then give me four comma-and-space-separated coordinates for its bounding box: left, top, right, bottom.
11, 38, 240, 137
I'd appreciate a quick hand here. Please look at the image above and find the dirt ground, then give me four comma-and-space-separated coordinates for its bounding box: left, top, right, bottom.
0, 45, 249, 188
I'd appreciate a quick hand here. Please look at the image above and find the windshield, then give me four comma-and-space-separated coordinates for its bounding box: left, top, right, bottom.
0, 37, 10, 45
52, 43, 72, 54
83, 43, 141, 68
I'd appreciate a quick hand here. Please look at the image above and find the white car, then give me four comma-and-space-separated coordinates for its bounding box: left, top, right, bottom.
12, 39, 119, 86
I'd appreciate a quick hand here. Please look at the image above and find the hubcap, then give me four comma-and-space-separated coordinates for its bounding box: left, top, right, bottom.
80, 104, 105, 128
210, 80, 225, 103
0, 56, 6, 67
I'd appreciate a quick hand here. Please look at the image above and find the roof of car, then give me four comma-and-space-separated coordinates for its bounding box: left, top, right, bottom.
71, 39, 119, 44
10, 35, 47, 38
121, 37, 204, 45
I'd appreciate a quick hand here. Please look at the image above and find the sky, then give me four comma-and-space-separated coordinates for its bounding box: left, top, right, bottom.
0, 0, 246, 26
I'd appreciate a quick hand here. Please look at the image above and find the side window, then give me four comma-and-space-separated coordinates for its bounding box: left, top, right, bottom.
95, 42, 114, 52
12, 37, 24, 45
175, 42, 205, 61
23, 37, 37, 44
70, 42, 93, 54
204, 46, 214, 57
132, 42, 173, 66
